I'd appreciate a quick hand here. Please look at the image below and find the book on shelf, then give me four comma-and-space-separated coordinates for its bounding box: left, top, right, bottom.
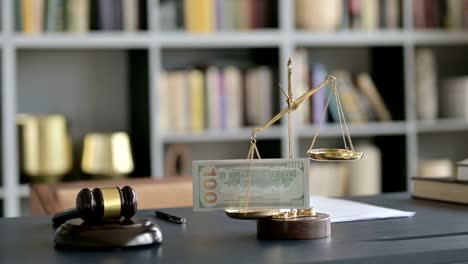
361, 0, 379, 31
309, 162, 349, 197
349, 0, 362, 29
184, 0, 215, 33
158, 72, 169, 131
122, 0, 139, 32
224, 67, 243, 129
292, 49, 310, 126
310, 141, 381, 197
417, 159, 453, 178
17, 0, 144, 33
219, 0, 233, 30
160, 0, 178, 30
206, 66, 221, 130
21, 0, 39, 33
189, 69, 205, 132
159, 65, 273, 133
332, 70, 367, 123
165, 71, 186, 132
311, 64, 329, 123
46, 0, 67, 32
98, 0, 123, 31
296, 0, 401, 32
237, 0, 250, 30
245, 66, 273, 127
355, 73, 392, 121
383, 0, 400, 29
295, 0, 343, 31
457, 159, 468, 181
464, 1, 468, 28
292, 49, 392, 126
67, 0, 89, 33
162, 0, 275, 32
441, 76, 468, 120
415, 48, 438, 121
412, 176, 468, 204
413, 0, 468, 29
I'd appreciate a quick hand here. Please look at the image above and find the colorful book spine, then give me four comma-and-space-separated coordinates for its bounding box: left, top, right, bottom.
349, 0, 362, 29
67, 0, 89, 32
123, 0, 139, 32
219, 69, 226, 129
22, 0, 47, 33
362, 0, 378, 31
207, 66, 221, 130
311, 64, 328, 124
215, 0, 223, 31
22, 0, 36, 33
383, 0, 400, 28
225, 67, 243, 129
184, 0, 215, 33
160, 65, 272, 132
158, 71, 169, 131
98, 0, 115, 30
190, 70, 205, 131
221, 0, 233, 30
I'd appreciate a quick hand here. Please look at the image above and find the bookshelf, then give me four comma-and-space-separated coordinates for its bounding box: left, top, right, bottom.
1, 0, 468, 217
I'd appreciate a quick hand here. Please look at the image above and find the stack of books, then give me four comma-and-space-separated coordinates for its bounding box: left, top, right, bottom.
412, 177, 468, 204
160, 0, 275, 32
412, 159, 468, 204
158, 65, 273, 132
293, 49, 392, 126
17, 0, 145, 34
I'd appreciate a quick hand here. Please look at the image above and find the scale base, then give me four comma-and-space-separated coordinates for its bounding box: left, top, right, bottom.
257, 213, 330, 240
54, 217, 163, 248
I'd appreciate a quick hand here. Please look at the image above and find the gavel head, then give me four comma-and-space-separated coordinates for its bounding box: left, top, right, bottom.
76, 186, 137, 223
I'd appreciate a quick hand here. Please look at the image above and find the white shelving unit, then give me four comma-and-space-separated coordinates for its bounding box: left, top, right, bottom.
1, 0, 468, 217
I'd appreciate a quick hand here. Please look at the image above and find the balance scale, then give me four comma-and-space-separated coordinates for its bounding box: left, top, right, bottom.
225, 58, 363, 240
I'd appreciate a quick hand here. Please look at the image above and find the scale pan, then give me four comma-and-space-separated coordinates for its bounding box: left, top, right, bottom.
307, 148, 363, 161
225, 209, 280, 220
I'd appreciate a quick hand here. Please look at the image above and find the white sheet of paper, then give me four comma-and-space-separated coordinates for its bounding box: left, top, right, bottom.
310, 196, 415, 223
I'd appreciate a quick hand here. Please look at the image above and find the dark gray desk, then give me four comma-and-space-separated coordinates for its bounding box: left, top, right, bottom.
2, 193, 468, 264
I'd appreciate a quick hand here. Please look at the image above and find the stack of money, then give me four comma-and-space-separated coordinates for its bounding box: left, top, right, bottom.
192, 159, 310, 211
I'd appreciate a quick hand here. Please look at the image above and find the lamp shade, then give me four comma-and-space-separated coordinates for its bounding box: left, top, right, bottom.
81, 132, 134, 177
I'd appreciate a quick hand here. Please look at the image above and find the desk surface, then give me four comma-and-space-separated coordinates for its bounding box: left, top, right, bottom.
2, 193, 468, 264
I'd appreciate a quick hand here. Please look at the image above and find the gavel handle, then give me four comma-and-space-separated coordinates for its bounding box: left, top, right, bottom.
52, 208, 80, 226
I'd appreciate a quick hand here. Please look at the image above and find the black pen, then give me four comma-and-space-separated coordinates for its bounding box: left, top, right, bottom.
155, 210, 187, 224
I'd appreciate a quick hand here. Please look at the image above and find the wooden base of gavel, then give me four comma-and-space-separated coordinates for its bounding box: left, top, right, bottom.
257, 213, 330, 240
54, 218, 163, 248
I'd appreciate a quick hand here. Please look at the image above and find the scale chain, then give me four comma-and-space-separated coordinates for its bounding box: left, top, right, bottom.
333, 81, 355, 151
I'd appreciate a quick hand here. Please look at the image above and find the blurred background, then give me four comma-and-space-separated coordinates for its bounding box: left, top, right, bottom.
1, 0, 468, 217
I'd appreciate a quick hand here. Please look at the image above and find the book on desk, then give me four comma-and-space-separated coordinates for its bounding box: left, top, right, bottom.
412, 176, 468, 204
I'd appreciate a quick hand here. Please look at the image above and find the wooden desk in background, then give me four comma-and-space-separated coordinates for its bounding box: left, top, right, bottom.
29, 176, 193, 215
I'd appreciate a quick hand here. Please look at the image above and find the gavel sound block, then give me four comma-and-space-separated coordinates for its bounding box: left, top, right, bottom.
55, 217, 163, 248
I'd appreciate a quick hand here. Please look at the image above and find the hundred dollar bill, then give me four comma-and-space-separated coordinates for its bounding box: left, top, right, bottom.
193, 158, 310, 211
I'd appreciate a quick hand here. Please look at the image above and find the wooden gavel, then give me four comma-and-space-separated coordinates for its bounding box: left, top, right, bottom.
52, 186, 137, 225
